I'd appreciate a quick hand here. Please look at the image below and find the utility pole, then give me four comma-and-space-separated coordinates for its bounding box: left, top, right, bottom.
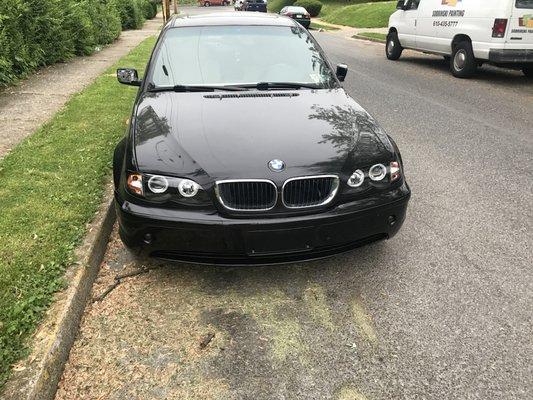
173, 0, 178, 15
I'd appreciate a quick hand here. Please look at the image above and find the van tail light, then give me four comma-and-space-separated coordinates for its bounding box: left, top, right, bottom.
304, 13, 310, 19
492, 19, 508, 38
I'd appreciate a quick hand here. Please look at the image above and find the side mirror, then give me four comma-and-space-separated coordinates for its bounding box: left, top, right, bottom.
117, 68, 141, 86
396, 0, 406, 10
336, 64, 348, 82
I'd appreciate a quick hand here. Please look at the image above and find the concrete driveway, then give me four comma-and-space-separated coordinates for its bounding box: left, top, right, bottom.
56, 8, 533, 400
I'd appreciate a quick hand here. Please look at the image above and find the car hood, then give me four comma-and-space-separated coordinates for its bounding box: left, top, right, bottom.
133, 88, 395, 185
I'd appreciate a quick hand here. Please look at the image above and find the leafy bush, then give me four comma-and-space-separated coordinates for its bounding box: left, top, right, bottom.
26, 0, 75, 66
294, 0, 322, 17
90, 0, 123, 45
0, 0, 155, 87
114, 0, 146, 30
66, 1, 97, 56
0, 0, 35, 84
142, 0, 159, 19
268, 0, 296, 13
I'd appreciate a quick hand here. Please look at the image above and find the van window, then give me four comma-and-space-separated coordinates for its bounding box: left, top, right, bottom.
407, 0, 420, 10
516, 0, 533, 8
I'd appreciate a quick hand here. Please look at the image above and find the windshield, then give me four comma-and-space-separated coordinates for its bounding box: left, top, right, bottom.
516, 0, 533, 8
149, 25, 338, 89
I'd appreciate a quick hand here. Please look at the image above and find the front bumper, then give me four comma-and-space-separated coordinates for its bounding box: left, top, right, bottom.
116, 185, 410, 265
488, 49, 533, 64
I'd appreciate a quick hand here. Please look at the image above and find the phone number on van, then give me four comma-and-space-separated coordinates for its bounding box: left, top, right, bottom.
433, 20, 459, 27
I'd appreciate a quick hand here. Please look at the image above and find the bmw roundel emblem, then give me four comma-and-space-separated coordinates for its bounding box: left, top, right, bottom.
268, 159, 285, 172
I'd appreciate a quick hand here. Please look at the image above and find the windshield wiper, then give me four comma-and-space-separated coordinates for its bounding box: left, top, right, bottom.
148, 84, 248, 93
254, 82, 322, 90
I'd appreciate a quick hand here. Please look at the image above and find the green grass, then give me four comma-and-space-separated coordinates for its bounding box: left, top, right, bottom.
309, 21, 340, 31
321, 1, 396, 28
268, 0, 395, 29
318, 0, 356, 18
0, 36, 157, 390
356, 31, 386, 40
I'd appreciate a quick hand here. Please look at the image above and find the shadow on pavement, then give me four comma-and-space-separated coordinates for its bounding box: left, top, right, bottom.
398, 56, 528, 86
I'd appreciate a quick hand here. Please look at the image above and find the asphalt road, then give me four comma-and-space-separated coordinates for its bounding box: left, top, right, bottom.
57, 9, 533, 400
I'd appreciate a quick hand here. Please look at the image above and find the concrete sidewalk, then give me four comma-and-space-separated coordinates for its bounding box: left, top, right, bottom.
313, 18, 388, 40
0, 16, 162, 160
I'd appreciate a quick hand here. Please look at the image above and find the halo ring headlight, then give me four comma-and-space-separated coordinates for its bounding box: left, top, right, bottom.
178, 179, 200, 198
369, 164, 387, 181
148, 175, 169, 194
347, 169, 365, 187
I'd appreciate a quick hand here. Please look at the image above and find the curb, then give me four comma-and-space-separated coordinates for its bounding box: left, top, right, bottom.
1, 187, 116, 400
352, 34, 386, 44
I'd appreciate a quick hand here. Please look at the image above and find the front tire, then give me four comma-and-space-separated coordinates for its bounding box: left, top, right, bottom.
204, 1, 210, 6
523, 66, 532, 79
386, 31, 403, 60
451, 41, 477, 78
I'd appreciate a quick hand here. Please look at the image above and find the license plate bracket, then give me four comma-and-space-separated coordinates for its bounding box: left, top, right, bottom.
245, 227, 314, 256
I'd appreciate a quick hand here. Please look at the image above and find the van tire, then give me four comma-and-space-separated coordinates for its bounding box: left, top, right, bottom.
523, 66, 532, 78
451, 41, 477, 78
386, 32, 403, 60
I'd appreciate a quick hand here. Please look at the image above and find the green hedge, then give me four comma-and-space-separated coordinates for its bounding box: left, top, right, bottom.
294, 0, 323, 17
268, 0, 296, 13
0, 0, 157, 87
143, 0, 159, 20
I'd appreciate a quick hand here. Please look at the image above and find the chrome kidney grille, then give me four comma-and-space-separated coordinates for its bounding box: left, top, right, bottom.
215, 180, 277, 211
282, 175, 339, 208
215, 175, 339, 211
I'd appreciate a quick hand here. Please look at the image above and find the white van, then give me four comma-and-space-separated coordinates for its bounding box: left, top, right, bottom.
387, 0, 533, 78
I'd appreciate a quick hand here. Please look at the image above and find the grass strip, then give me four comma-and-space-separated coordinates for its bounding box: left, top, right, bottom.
0, 35, 157, 390
309, 21, 341, 31
355, 32, 387, 41
321, 1, 396, 28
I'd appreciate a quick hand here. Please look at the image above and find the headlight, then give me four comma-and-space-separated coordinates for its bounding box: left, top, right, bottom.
369, 164, 387, 181
127, 173, 143, 195
178, 179, 200, 198
347, 169, 365, 187
390, 161, 401, 182
148, 175, 169, 194
127, 173, 206, 202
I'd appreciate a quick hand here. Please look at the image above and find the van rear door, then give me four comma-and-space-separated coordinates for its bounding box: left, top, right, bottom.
506, 0, 533, 46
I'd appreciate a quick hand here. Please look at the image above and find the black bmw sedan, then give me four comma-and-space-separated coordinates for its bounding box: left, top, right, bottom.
113, 12, 411, 264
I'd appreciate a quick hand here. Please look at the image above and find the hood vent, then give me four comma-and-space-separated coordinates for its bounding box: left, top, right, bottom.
204, 92, 300, 99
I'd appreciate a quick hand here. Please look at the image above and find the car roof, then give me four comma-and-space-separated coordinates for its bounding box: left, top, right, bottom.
171, 12, 295, 28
